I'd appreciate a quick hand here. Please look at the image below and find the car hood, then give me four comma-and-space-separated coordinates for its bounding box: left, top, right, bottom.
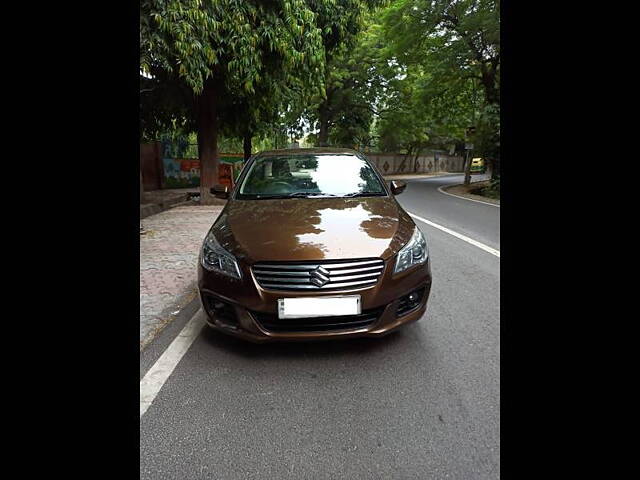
211, 196, 415, 263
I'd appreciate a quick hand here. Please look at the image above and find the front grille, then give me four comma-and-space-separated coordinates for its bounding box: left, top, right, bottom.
252, 258, 385, 291
251, 307, 383, 333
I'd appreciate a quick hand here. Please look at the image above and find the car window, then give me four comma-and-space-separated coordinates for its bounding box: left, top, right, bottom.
237, 154, 386, 199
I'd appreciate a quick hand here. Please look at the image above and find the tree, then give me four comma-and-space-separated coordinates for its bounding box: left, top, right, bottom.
374, 63, 479, 157
302, 0, 388, 146
311, 22, 390, 150
297, 1, 491, 156
383, 0, 499, 106
141, 0, 324, 203
217, 72, 308, 160
381, 0, 500, 179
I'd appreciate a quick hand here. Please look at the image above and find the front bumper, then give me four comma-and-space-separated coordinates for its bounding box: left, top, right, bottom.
198, 257, 432, 343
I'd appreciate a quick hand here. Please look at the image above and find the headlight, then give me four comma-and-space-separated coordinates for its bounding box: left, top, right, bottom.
394, 227, 429, 274
200, 229, 242, 279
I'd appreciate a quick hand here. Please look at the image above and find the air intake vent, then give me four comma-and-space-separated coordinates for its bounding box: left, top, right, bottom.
251, 307, 383, 333
252, 258, 385, 291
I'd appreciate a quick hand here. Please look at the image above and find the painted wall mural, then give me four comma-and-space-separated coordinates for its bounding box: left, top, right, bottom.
163, 154, 245, 188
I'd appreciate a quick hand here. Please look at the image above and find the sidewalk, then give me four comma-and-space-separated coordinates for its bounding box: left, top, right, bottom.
140, 204, 224, 350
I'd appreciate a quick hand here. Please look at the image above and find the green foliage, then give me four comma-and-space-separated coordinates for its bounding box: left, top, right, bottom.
374, 63, 478, 153
298, 2, 388, 147
377, 0, 500, 158
304, 46, 379, 148
159, 130, 190, 158
473, 102, 500, 163
481, 175, 500, 199
141, 0, 500, 175
140, 73, 195, 141
140, 0, 328, 153
307, 0, 388, 53
295, 0, 499, 157
327, 22, 391, 148
141, 0, 325, 95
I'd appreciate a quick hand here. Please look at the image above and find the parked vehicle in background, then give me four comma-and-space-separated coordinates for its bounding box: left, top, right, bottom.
470, 157, 486, 173
198, 148, 432, 342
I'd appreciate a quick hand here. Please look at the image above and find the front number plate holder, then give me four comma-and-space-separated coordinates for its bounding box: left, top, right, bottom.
278, 295, 361, 319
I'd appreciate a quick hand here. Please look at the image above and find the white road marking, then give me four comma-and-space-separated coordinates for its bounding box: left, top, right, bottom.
437, 184, 500, 207
407, 212, 500, 258
140, 310, 205, 418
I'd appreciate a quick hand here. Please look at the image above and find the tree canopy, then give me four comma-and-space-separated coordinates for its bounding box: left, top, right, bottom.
140, 0, 501, 200
141, 0, 326, 202
378, 0, 500, 165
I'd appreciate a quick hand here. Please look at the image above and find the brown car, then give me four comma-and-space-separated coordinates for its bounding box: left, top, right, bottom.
198, 148, 431, 342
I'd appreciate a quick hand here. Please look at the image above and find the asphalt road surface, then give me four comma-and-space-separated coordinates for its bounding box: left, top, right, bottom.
140, 174, 500, 479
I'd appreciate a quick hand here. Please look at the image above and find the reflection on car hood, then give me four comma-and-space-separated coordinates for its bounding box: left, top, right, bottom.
211, 196, 415, 262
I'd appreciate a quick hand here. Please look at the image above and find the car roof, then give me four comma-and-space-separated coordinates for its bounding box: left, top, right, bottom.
257, 147, 361, 157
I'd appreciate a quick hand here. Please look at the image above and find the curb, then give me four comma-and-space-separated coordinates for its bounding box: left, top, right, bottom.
140, 285, 200, 353
140, 193, 197, 219
438, 182, 500, 207
140, 204, 163, 219
383, 172, 461, 181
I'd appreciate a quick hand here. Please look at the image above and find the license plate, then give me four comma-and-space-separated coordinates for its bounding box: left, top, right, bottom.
278, 295, 361, 319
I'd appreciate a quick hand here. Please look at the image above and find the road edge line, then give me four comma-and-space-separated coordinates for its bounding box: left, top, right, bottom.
437, 184, 500, 207
407, 212, 500, 258
140, 309, 205, 418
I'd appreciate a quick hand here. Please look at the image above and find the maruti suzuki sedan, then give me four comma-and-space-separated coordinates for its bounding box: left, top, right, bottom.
198, 148, 431, 342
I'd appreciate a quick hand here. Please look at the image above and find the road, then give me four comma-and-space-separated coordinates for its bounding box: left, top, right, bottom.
398, 173, 499, 251
140, 174, 500, 479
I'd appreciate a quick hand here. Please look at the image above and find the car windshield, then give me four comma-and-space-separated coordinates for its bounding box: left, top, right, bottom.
236, 154, 387, 199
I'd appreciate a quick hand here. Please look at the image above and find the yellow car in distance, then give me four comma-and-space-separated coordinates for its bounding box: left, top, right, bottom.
470, 157, 485, 173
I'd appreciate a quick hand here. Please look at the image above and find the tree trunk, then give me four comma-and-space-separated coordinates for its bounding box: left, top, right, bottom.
463, 150, 472, 185
480, 65, 499, 106
243, 132, 252, 161
413, 147, 422, 173
140, 167, 145, 204
489, 157, 500, 180
317, 102, 330, 147
197, 79, 219, 205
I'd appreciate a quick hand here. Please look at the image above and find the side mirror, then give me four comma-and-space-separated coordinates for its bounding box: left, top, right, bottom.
390, 180, 407, 195
210, 184, 230, 199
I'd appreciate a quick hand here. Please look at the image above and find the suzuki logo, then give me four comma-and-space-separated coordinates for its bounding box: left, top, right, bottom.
309, 266, 330, 287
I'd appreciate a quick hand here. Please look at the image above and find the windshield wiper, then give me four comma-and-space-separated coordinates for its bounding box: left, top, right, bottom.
342, 191, 386, 197
284, 192, 339, 198
252, 194, 290, 199
250, 192, 337, 199
253, 192, 382, 199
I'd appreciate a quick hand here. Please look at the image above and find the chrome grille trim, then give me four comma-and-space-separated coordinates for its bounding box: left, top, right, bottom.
255, 276, 315, 284
252, 258, 385, 291
253, 266, 383, 279
252, 270, 311, 277
319, 265, 383, 275
254, 259, 382, 271
255, 272, 381, 283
